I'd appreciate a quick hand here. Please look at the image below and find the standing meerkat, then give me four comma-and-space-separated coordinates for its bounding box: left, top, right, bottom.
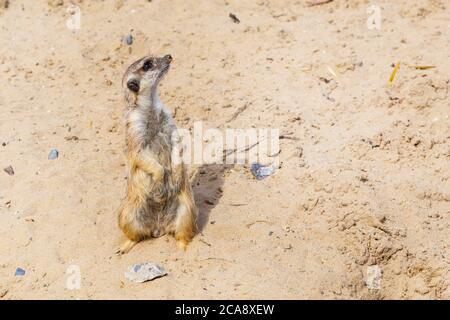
117, 54, 197, 254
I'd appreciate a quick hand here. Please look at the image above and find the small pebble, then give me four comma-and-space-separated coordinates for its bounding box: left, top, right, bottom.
250, 162, 276, 180
229, 13, 240, 24
48, 149, 59, 160
124, 34, 133, 45
0, 289, 8, 298
3, 165, 14, 176
14, 267, 25, 276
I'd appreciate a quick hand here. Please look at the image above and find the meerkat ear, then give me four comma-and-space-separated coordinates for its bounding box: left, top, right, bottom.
127, 79, 140, 93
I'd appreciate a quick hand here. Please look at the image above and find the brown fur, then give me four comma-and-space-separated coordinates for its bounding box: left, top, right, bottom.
116, 54, 197, 254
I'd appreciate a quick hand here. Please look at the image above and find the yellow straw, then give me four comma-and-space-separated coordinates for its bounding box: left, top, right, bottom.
408, 65, 436, 70
389, 61, 401, 84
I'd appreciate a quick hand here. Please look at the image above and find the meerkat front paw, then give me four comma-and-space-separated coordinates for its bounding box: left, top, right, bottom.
152, 183, 167, 203
152, 166, 164, 183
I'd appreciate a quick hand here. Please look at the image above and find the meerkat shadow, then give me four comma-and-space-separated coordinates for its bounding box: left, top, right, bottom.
191, 164, 227, 233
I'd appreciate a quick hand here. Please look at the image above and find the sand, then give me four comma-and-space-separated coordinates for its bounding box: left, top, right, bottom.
0, 0, 449, 299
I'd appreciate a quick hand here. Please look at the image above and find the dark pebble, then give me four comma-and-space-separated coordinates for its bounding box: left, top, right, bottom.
3, 165, 14, 176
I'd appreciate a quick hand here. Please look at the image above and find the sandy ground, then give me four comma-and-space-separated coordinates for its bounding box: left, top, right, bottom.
0, 0, 449, 300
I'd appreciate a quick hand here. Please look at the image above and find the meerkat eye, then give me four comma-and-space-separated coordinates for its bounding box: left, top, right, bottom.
143, 60, 153, 71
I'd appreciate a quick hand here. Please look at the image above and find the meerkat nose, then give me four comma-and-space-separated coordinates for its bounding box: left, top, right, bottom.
164, 54, 172, 63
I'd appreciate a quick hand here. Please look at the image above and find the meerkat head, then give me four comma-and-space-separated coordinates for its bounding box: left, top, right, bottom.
122, 54, 172, 103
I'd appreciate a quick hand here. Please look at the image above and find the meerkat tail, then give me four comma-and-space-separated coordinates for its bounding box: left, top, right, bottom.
174, 189, 197, 250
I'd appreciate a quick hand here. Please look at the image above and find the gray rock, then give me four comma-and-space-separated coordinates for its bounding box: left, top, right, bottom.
250, 162, 276, 180
125, 262, 167, 283
48, 149, 59, 160
14, 267, 25, 276
124, 34, 133, 45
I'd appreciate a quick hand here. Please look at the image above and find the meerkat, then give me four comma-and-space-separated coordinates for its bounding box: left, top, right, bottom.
117, 54, 197, 254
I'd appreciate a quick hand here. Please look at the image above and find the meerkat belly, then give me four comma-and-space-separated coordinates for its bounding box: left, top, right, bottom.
152, 134, 184, 196
129, 165, 180, 234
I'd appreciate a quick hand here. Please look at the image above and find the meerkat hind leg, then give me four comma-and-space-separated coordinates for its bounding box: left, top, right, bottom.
116, 239, 138, 255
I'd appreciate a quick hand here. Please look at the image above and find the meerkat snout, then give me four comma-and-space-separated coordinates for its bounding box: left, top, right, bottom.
163, 54, 172, 63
